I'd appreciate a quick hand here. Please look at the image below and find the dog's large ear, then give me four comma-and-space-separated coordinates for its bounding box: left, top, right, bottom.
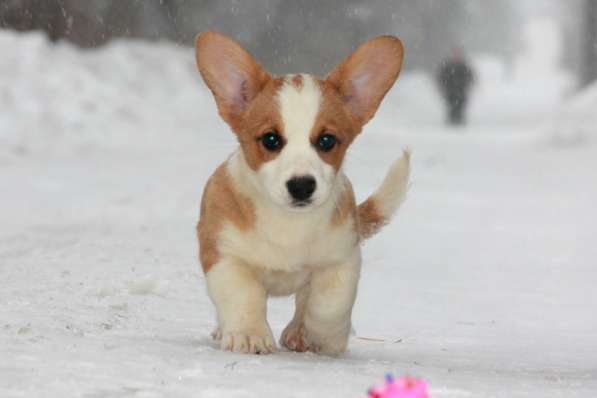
327, 36, 404, 126
195, 32, 270, 124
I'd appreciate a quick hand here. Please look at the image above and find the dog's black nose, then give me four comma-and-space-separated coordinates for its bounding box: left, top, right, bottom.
286, 176, 316, 202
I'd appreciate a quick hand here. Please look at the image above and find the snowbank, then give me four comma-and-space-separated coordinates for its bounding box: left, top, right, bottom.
543, 82, 597, 147
1, 28, 578, 161
0, 30, 441, 158
0, 30, 209, 156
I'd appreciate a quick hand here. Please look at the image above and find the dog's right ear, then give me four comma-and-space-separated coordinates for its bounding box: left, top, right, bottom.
326, 36, 404, 127
195, 32, 270, 125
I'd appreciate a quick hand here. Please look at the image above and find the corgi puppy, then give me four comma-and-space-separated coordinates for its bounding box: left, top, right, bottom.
195, 32, 410, 355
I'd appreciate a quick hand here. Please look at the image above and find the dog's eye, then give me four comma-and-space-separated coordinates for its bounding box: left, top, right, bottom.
316, 133, 337, 152
261, 131, 283, 151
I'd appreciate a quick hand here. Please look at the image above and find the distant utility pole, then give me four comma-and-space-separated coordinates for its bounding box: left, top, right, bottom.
582, 0, 597, 86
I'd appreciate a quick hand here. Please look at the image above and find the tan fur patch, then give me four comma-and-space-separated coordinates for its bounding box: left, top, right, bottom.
308, 79, 360, 171
195, 32, 271, 129
291, 74, 304, 89
197, 162, 255, 273
230, 77, 286, 171
356, 197, 385, 240
195, 32, 290, 172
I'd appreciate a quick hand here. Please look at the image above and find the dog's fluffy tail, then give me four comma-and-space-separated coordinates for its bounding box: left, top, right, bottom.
357, 149, 411, 241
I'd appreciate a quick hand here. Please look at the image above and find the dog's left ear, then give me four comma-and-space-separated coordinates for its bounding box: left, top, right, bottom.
195, 32, 270, 125
327, 36, 404, 126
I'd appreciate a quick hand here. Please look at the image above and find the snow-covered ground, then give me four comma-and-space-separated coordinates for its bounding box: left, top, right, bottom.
1, 31, 596, 397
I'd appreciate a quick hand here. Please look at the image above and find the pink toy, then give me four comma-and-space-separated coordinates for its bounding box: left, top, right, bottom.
366, 375, 429, 398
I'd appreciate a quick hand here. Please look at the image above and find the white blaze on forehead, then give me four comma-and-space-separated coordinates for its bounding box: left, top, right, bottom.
253, 73, 335, 209
276, 74, 321, 144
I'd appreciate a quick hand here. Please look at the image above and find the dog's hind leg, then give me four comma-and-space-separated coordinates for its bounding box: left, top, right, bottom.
206, 258, 276, 354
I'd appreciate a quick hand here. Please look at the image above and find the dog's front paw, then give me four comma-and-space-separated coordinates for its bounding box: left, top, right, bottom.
293, 318, 351, 355
220, 330, 276, 354
302, 326, 350, 355
280, 322, 320, 353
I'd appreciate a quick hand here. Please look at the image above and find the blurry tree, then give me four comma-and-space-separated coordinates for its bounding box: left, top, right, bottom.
0, 0, 180, 46
392, 0, 519, 70
102, 0, 179, 41
582, 0, 597, 85
558, 1, 584, 81
0, 0, 66, 40
0, 0, 520, 74
173, 0, 279, 55
210, 0, 520, 74
250, 0, 385, 75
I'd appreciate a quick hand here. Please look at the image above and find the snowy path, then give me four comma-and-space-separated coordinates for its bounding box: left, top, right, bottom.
2, 127, 595, 397
1, 33, 596, 397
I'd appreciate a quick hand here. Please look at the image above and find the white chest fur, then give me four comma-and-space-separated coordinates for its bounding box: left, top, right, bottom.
218, 203, 357, 269
213, 153, 358, 295
218, 213, 357, 295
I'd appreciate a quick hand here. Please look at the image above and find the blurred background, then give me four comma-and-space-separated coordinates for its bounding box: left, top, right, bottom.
1, 0, 595, 81
2, 0, 597, 133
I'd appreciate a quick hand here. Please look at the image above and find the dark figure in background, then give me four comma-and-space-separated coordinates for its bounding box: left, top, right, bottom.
437, 49, 475, 125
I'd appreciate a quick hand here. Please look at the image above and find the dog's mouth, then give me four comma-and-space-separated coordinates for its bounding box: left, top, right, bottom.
292, 200, 311, 207
290, 199, 313, 209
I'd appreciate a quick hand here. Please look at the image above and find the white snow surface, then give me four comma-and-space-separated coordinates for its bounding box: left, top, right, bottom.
1, 31, 596, 397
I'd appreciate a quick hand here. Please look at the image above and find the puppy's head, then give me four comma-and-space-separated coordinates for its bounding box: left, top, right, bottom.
196, 32, 403, 211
